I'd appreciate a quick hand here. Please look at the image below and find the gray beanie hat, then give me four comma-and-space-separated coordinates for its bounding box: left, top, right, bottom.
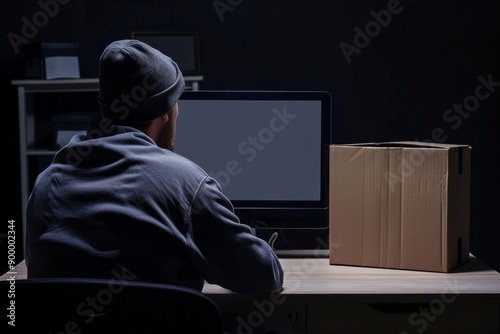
97, 39, 185, 125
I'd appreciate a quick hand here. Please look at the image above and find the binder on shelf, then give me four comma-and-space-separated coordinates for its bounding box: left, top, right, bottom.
24, 42, 80, 80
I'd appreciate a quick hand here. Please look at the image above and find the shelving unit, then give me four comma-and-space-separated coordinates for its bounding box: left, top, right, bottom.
13, 76, 203, 252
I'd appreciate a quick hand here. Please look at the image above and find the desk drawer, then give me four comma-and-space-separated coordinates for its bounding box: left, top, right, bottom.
307, 302, 499, 334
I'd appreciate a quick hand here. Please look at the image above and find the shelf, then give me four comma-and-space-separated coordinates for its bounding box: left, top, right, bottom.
12, 78, 99, 93
26, 149, 59, 156
12, 76, 204, 92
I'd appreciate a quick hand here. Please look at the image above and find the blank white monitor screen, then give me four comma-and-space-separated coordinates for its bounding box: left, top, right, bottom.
175, 90, 331, 228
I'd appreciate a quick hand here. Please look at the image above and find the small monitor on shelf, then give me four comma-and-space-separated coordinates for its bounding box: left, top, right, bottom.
129, 31, 201, 76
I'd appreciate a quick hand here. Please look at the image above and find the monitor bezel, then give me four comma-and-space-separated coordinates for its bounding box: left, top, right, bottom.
177, 90, 332, 229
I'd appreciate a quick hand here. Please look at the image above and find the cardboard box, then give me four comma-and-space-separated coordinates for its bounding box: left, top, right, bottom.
329, 141, 471, 272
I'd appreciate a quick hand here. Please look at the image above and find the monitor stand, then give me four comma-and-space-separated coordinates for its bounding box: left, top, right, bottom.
255, 227, 330, 258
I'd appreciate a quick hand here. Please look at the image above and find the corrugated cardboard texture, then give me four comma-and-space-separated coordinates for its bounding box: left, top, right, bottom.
329, 142, 471, 272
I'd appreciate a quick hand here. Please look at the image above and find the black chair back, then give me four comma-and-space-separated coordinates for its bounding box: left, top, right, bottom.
1, 278, 222, 333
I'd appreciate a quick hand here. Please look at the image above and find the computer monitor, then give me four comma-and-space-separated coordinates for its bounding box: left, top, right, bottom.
129, 31, 201, 76
175, 90, 332, 251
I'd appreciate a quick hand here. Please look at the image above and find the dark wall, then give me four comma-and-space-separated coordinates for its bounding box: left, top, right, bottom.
2, 0, 499, 272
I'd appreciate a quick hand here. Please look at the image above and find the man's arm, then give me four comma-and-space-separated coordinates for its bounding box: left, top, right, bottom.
188, 176, 284, 293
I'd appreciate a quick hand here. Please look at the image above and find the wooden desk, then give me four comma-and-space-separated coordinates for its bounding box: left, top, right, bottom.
3, 256, 499, 333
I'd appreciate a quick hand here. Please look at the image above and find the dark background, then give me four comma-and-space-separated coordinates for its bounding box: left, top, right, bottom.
1, 0, 499, 273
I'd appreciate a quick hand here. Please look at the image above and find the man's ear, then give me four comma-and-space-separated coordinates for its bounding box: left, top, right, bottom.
160, 113, 169, 122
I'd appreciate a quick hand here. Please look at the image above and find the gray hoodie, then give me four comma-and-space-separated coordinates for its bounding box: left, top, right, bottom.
26, 125, 283, 294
